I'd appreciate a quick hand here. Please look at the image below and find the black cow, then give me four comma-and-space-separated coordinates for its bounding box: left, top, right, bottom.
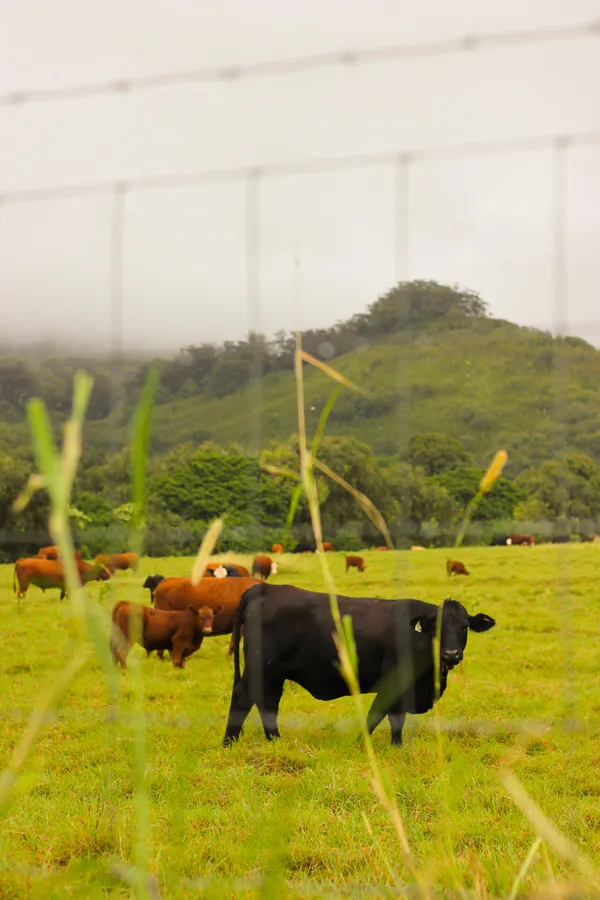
143, 574, 165, 603
489, 536, 509, 546
292, 540, 316, 554
551, 535, 570, 544
223, 584, 495, 747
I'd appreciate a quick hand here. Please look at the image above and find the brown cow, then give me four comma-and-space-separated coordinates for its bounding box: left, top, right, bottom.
510, 534, 535, 546
37, 546, 82, 561
154, 576, 260, 654
447, 559, 469, 576
204, 561, 250, 577
374, 546, 390, 551
96, 552, 140, 573
271, 544, 284, 554
251, 554, 278, 580
345, 555, 365, 573
110, 601, 215, 669
322, 542, 335, 552
14, 558, 111, 600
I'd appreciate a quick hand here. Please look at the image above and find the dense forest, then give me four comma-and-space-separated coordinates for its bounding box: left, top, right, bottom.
1, 281, 599, 560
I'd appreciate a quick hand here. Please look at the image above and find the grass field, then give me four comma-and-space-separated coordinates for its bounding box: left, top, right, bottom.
2, 545, 600, 898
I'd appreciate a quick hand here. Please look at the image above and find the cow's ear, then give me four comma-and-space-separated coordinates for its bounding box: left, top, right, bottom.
188, 606, 199, 616
468, 613, 496, 632
213, 604, 223, 615
410, 614, 435, 634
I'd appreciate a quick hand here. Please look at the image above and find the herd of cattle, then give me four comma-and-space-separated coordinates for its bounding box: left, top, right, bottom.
7, 540, 503, 746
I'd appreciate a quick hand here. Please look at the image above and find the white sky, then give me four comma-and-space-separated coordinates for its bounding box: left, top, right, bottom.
1, 0, 599, 353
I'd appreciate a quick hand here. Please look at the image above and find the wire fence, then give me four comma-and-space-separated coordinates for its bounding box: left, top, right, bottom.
1, 14, 600, 898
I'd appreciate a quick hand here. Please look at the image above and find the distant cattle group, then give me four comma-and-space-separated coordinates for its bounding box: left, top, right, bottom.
12, 526, 596, 749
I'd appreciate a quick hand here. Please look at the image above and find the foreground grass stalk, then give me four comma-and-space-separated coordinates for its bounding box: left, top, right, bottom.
294, 335, 428, 898
2, 372, 104, 816
128, 364, 161, 900
500, 770, 600, 888
454, 450, 508, 549
507, 836, 542, 900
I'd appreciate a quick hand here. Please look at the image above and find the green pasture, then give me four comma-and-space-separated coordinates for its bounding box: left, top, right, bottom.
1, 545, 600, 898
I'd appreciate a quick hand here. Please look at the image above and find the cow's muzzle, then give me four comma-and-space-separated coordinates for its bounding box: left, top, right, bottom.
202, 626, 213, 634
441, 649, 462, 670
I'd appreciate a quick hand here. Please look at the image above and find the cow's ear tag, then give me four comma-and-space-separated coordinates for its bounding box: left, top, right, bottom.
414, 621, 422, 633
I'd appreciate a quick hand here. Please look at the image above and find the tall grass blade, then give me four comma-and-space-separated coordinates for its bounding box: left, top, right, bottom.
500, 769, 600, 885
293, 333, 429, 898
507, 836, 543, 900
127, 363, 161, 900
191, 518, 224, 585
310, 387, 341, 458
299, 349, 370, 396
131, 362, 161, 540
313, 458, 393, 548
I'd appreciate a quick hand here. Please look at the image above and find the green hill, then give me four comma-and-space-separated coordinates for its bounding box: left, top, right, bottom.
2, 281, 600, 477
90, 318, 600, 476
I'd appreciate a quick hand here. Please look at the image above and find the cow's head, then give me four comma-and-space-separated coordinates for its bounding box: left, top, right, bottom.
410, 599, 495, 673
192, 605, 221, 634
96, 564, 112, 581
143, 575, 165, 603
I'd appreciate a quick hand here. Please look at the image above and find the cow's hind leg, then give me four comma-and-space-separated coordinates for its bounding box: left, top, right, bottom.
366, 693, 389, 737
257, 677, 284, 741
223, 676, 253, 746
387, 704, 406, 747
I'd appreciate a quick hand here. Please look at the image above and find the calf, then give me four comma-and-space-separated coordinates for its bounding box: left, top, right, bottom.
223, 585, 495, 747
271, 544, 284, 554
489, 536, 510, 547
447, 559, 469, 576
14, 558, 111, 600
322, 542, 335, 552
154, 576, 261, 654
251, 554, 278, 580
110, 601, 215, 669
346, 555, 365, 573
374, 546, 390, 551
96, 552, 140, 573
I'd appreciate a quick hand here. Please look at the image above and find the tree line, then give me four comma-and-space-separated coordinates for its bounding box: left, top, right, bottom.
1, 431, 598, 562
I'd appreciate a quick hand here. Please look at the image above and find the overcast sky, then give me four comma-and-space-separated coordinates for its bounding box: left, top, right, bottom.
1, 0, 599, 354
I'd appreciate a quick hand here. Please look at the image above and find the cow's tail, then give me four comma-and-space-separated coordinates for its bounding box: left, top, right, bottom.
233, 583, 265, 687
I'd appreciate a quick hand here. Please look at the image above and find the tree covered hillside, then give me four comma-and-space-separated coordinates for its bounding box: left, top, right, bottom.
3, 281, 598, 474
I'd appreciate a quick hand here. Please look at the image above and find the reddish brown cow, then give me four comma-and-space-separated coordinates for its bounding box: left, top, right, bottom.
204, 561, 250, 577
447, 559, 469, 576
271, 544, 284, 554
110, 601, 215, 669
374, 546, 390, 551
37, 546, 82, 561
510, 534, 535, 546
322, 542, 335, 552
14, 558, 111, 600
251, 554, 277, 580
154, 576, 260, 654
345, 555, 366, 573
96, 552, 140, 573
